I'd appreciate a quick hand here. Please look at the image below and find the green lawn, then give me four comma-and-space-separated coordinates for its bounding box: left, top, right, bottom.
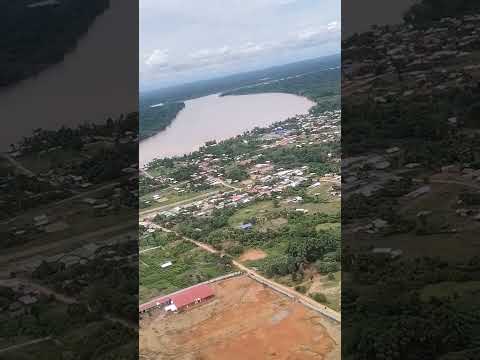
227, 200, 278, 228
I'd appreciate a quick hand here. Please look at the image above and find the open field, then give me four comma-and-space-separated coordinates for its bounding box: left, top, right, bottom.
351, 181, 480, 260
227, 198, 340, 231
139, 236, 232, 302
140, 275, 340, 360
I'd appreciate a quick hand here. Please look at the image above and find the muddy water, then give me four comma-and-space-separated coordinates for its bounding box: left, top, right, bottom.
0, 0, 137, 151
140, 92, 315, 166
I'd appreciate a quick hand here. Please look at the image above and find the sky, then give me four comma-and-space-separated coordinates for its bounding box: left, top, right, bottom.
139, 0, 340, 91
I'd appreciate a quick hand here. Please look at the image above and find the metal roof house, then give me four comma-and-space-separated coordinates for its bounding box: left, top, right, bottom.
139, 284, 214, 313
239, 223, 253, 230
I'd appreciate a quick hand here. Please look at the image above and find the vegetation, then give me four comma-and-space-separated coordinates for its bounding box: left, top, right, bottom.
139, 102, 185, 140
139, 231, 233, 302
343, 252, 480, 360
404, 0, 480, 24
222, 68, 340, 115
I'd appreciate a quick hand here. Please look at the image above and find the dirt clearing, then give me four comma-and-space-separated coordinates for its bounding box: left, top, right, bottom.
238, 249, 267, 262
140, 275, 339, 360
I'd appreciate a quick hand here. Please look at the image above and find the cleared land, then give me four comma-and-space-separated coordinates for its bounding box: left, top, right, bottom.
140, 275, 340, 360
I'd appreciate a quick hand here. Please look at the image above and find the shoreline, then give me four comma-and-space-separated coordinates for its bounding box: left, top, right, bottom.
140, 92, 315, 168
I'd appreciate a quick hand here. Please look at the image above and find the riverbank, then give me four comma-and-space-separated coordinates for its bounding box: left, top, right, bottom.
140, 92, 315, 167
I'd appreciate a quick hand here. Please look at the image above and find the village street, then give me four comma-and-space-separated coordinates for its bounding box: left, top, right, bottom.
0, 180, 121, 226
139, 189, 222, 220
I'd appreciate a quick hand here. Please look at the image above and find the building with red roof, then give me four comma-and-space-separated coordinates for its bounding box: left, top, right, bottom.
139, 283, 214, 313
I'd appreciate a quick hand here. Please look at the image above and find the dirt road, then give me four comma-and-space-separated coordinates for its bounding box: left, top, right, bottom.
147, 222, 341, 323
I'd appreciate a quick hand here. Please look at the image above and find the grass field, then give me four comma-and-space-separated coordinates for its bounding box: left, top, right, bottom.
139, 235, 233, 302
227, 200, 279, 229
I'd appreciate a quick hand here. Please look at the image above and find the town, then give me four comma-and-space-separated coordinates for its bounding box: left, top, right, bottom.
139, 109, 341, 359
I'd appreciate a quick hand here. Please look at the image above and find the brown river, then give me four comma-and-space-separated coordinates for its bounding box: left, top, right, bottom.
139, 93, 315, 166
0, 0, 136, 151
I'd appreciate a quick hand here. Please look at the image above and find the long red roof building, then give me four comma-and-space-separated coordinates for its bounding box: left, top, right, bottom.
139, 284, 214, 313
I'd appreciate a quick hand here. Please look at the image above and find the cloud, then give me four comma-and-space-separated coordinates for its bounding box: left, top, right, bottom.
145, 49, 169, 67
139, 0, 340, 87
142, 22, 339, 79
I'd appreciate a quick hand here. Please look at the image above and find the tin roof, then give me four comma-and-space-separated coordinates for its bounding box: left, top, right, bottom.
139, 284, 214, 312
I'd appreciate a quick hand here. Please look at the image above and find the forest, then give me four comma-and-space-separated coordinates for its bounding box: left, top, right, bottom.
342, 251, 480, 360
139, 102, 185, 140
221, 67, 340, 115
404, 0, 480, 24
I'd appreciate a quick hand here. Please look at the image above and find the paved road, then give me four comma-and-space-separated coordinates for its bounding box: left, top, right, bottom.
0, 181, 120, 226
0, 337, 52, 354
140, 169, 154, 179
413, 178, 480, 190
0, 222, 137, 272
210, 177, 242, 191
430, 179, 480, 190
148, 223, 341, 323
139, 245, 164, 254
139, 190, 221, 220
1, 153, 35, 177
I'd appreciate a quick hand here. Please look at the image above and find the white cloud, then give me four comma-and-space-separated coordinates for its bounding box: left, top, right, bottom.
140, 0, 340, 88
145, 49, 169, 67
142, 21, 339, 78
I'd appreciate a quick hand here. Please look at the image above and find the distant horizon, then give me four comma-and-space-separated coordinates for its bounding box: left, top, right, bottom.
140, 0, 340, 91
140, 52, 340, 95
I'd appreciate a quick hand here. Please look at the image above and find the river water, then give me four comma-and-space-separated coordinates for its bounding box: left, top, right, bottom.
140, 93, 315, 166
0, 0, 137, 151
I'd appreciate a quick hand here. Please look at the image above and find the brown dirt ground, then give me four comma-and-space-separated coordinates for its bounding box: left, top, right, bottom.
238, 249, 267, 262
140, 275, 340, 360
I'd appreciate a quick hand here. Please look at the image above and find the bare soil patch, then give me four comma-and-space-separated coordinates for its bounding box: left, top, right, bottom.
140, 275, 339, 360
238, 248, 267, 262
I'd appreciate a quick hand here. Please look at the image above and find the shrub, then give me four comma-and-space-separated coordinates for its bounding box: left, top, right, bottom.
311, 292, 327, 303
295, 285, 307, 294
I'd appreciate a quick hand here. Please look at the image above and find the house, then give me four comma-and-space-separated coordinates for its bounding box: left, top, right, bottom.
139, 284, 214, 313
33, 214, 49, 227
239, 223, 253, 230
372, 248, 403, 259
406, 185, 431, 199
161, 261, 173, 268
